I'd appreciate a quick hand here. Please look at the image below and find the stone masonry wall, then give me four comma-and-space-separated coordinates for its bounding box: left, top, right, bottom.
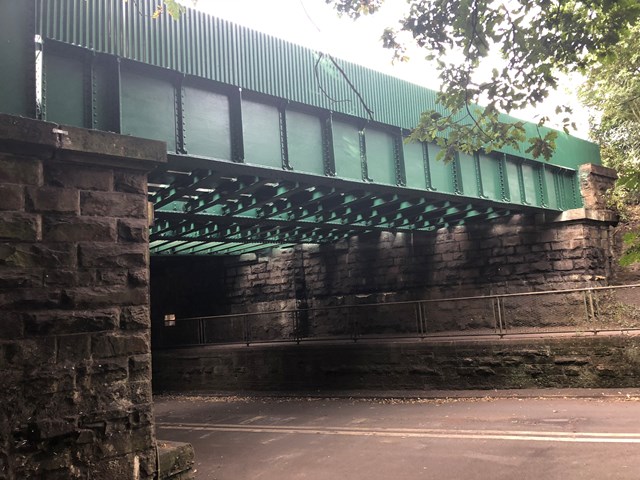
152, 214, 618, 343
153, 334, 640, 392
0, 114, 165, 479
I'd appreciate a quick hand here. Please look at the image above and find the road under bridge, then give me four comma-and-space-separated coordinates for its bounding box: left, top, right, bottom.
0, 1, 631, 479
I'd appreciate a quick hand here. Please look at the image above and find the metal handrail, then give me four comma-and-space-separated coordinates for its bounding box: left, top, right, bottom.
159, 283, 640, 348
174, 283, 640, 323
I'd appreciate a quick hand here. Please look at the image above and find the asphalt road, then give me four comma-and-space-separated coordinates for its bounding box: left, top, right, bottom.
155, 391, 640, 480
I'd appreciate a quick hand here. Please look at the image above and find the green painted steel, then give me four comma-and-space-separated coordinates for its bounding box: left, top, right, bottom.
0, 0, 36, 117
0, 0, 598, 255
34, 0, 599, 169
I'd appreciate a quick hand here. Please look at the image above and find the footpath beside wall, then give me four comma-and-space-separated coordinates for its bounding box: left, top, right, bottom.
0, 114, 164, 479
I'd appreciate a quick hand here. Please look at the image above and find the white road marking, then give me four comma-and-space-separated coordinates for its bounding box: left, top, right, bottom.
239, 415, 266, 425
156, 421, 640, 444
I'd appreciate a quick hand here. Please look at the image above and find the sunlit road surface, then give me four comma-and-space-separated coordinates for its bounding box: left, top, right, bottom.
155, 392, 640, 480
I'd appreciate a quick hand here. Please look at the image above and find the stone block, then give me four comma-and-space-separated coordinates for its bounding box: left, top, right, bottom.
24, 309, 119, 336
80, 191, 147, 218
0, 313, 25, 339
0, 184, 24, 210
553, 260, 574, 271
57, 334, 91, 363
88, 453, 142, 480
45, 164, 113, 191
26, 186, 79, 213
32, 418, 79, 440
43, 216, 116, 242
0, 155, 42, 185
0, 212, 40, 241
158, 441, 195, 480
553, 356, 590, 365
117, 218, 149, 243
128, 269, 149, 287
0, 242, 77, 268
120, 306, 151, 330
95, 269, 129, 286
79, 243, 148, 269
0, 269, 43, 289
92, 333, 149, 358
43, 269, 93, 288
129, 355, 151, 382
62, 286, 148, 308
0, 288, 65, 310
114, 171, 147, 194
89, 357, 130, 384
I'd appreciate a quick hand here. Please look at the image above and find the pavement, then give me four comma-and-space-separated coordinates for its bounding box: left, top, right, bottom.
155, 389, 640, 480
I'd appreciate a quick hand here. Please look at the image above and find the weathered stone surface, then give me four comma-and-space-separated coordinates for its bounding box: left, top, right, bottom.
0, 212, 40, 241
115, 171, 147, 194
118, 218, 149, 243
79, 243, 148, 269
92, 333, 150, 358
57, 334, 92, 363
0, 114, 163, 480
62, 285, 148, 308
158, 441, 196, 480
80, 191, 146, 218
0, 312, 25, 339
0, 242, 77, 268
0, 154, 42, 185
26, 186, 79, 214
45, 164, 114, 191
121, 306, 151, 330
153, 335, 640, 392
43, 216, 116, 242
24, 309, 120, 335
0, 288, 67, 310
579, 163, 618, 211
0, 184, 24, 211
0, 268, 43, 289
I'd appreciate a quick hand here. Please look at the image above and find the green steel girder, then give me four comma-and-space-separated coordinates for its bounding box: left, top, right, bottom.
16, 1, 600, 255
222, 181, 307, 217
0, 0, 36, 117
255, 186, 337, 219
148, 156, 541, 255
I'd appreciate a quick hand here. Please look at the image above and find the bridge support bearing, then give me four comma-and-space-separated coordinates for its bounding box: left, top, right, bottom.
537, 164, 618, 225
0, 114, 165, 479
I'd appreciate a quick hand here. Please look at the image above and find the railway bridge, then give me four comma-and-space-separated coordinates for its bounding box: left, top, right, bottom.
0, 1, 626, 479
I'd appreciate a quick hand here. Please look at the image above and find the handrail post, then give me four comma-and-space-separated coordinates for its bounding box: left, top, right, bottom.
199, 318, 206, 345
293, 310, 301, 345
351, 306, 359, 343
415, 301, 423, 338
243, 314, 250, 346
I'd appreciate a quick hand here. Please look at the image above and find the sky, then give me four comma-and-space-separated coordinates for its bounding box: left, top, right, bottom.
190, 0, 590, 139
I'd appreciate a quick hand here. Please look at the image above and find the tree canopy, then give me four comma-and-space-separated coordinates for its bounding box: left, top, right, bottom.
578, 22, 640, 264
326, 0, 640, 162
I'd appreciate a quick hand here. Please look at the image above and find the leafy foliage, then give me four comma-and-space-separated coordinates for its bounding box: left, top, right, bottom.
580, 23, 640, 210
620, 232, 640, 266
125, 0, 192, 19
326, 0, 640, 162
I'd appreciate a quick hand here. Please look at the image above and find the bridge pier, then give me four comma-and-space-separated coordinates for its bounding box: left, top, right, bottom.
0, 114, 165, 479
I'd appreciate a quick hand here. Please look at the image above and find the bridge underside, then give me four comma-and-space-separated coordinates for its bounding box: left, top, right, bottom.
149, 155, 521, 256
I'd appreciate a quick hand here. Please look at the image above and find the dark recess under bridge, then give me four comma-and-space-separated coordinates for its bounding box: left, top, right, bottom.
1, 0, 600, 256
